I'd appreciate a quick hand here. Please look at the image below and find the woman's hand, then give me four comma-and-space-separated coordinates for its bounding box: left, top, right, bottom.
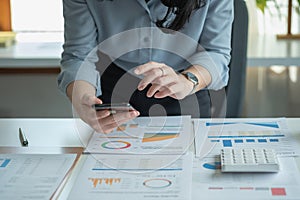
134, 61, 194, 100
67, 81, 140, 134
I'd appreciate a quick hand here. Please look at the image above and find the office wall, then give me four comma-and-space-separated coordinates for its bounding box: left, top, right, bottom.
0, 73, 72, 117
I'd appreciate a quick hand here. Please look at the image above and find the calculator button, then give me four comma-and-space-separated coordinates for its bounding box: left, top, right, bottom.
220, 148, 280, 173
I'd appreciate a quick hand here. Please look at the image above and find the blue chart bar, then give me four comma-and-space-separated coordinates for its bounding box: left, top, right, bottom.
210, 140, 220, 142
270, 139, 279, 142
245, 122, 279, 129
258, 139, 267, 143
208, 135, 284, 138
206, 122, 279, 129
203, 162, 221, 170
223, 140, 232, 147
92, 168, 183, 171
0, 159, 11, 168
234, 139, 243, 143
246, 139, 255, 143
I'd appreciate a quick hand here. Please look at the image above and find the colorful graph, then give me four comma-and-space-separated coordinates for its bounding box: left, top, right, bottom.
210, 138, 280, 148
202, 162, 221, 170
101, 141, 131, 149
143, 178, 172, 189
0, 159, 11, 168
206, 122, 279, 129
88, 178, 121, 188
142, 132, 179, 143
208, 131, 284, 138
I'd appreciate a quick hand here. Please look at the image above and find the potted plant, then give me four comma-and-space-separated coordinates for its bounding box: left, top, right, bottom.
256, 0, 300, 38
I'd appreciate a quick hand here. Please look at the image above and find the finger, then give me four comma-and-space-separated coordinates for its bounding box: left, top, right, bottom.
80, 106, 109, 131
134, 61, 164, 75
100, 110, 140, 126
102, 111, 140, 132
95, 110, 111, 119
154, 84, 179, 99
82, 94, 102, 106
146, 84, 162, 97
137, 68, 165, 91
152, 75, 175, 87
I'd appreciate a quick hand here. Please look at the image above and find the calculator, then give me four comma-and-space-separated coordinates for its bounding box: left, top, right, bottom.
220, 148, 280, 172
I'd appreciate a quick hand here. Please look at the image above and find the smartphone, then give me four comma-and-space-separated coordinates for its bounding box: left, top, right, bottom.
93, 103, 136, 112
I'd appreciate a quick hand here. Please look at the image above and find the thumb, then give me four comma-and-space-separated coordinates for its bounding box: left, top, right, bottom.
82, 94, 102, 106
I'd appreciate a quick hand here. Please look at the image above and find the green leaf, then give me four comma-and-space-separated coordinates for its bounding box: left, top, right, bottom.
256, 0, 267, 13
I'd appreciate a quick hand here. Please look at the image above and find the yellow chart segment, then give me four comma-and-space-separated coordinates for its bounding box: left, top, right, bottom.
88, 178, 121, 188
117, 125, 126, 132
142, 133, 179, 143
116, 124, 138, 131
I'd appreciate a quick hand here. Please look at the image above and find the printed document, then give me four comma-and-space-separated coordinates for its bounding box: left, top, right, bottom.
85, 116, 193, 155
0, 154, 77, 200
67, 153, 193, 200
194, 118, 300, 158
192, 156, 300, 200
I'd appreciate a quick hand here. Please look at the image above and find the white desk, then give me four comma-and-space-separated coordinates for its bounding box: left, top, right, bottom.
0, 118, 300, 199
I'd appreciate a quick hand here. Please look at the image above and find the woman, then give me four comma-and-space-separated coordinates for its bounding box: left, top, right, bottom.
58, 0, 233, 133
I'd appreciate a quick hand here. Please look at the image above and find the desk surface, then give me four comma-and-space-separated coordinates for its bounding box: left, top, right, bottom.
1, 118, 300, 147
0, 34, 299, 67
0, 118, 300, 199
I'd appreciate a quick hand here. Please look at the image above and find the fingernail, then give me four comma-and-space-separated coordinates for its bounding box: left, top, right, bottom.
134, 69, 139, 74
138, 85, 144, 90
147, 93, 153, 98
131, 111, 139, 117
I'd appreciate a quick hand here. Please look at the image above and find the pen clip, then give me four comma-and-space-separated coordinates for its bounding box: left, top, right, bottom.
19, 128, 29, 147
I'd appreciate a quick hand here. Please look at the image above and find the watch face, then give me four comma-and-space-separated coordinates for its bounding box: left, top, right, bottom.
185, 72, 198, 85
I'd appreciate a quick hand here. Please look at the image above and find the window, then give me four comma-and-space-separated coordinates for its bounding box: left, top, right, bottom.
10, 0, 64, 42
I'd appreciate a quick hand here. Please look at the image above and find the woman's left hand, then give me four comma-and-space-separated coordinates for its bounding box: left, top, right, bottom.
134, 61, 194, 100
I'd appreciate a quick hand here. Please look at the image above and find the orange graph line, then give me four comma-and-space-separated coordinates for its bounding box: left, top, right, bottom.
142, 134, 179, 143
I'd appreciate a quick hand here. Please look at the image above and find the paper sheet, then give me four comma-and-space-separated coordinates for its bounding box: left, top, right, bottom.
0, 154, 77, 200
194, 118, 300, 158
67, 153, 193, 200
192, 157, 300, 200
85, 116, 193, 155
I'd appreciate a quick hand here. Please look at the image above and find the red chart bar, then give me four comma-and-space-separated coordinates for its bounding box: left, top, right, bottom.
271, 188, 286, 196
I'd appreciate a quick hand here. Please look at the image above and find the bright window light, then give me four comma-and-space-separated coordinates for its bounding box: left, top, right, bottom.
10, 0, 63, 32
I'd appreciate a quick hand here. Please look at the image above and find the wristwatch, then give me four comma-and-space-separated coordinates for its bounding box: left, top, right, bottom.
181, 71, 199, 94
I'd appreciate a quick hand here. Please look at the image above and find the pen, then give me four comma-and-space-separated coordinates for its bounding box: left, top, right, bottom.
19, 128, 29, 147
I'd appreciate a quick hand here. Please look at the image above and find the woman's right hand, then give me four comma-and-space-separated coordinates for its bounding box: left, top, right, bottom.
67, 81, 140, 134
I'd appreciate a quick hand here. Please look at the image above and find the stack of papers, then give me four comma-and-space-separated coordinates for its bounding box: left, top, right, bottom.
0, 154, 77, 199
68, 116, 194, 200
192, 118, 300, 199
